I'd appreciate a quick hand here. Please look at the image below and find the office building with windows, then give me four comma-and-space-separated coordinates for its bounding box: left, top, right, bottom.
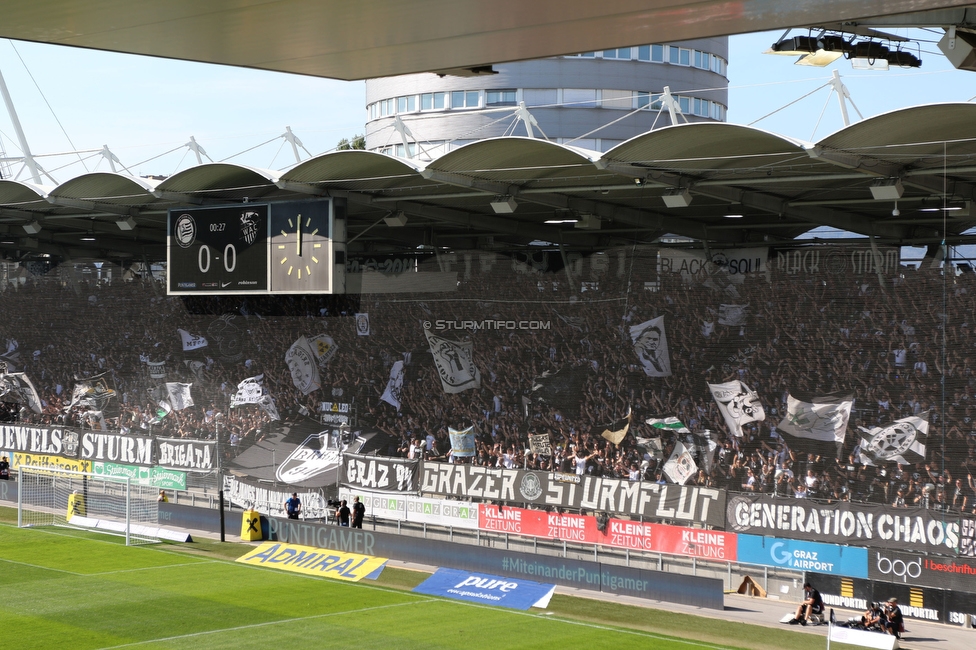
364, 38, 728, 160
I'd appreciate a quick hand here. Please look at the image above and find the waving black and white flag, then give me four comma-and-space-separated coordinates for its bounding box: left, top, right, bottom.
309, 334, 338, 366
708, 380, 765, 437
718, 304, 749, 327
0, 372, 42, 413
531, 366, 589, 417
230, 375, 266, 406
778, 391, 853, 459
380, 360, 405, 411
663, 440, 698, 484
285, 336, 320, 395
164, 382, 194, 411
177, 329, 208, 351
67, 373, 117, 411
425, 330, 480, 394
857, 414, 928, 466
629, 316, 671, 377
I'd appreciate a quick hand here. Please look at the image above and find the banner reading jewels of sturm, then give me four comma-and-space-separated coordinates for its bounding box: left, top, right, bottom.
726, 492, 976, 555
420, 461, 725, 527
340, 453, 419, 493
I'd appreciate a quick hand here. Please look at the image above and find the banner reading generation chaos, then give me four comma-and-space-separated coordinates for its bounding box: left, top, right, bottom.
420, 461, 725, 527
726, 492, 976, 555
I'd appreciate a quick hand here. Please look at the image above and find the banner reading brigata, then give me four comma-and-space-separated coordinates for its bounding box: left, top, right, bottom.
424, 462, 724, 527
154, 438, 216, 471
340, 453, 419, 493
477, 504, 736, 560
726, 493, 976, 554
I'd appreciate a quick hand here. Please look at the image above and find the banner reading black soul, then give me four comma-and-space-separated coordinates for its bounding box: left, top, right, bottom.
726, 493, 976, 554
420, 461, 725, 527
340, 453, 419, 493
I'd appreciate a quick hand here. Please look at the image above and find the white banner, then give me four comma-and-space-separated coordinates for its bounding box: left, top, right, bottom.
339, 488, 480, 530
629, 316, 671, 377
177, 329, 208, 351
380, 360, 404, 411
355, 313, 370, 336
146, 361, 166, 380
448, 426, 476, 457
663, 440, 698, 485
425, 330, 480, 393
164, 382, 194, 411
778, 392, 853, 458
285, 336, 321, 395
707, 380, 765, 438
717, 304, 749, 326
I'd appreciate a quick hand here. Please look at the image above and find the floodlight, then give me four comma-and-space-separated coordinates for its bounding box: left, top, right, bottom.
662, 188, 692, 208
869, 179, 904, 201
22, 220, 41, 234
116, 217, 137, 231
383, 211, 408, 227
490, 196, 518, 214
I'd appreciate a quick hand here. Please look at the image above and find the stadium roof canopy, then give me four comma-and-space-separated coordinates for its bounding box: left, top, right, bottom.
2, 103, 975, 262
1, 1, 975, 80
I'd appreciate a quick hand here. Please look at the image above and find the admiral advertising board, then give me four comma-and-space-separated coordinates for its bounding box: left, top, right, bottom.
421, 462, 724, 527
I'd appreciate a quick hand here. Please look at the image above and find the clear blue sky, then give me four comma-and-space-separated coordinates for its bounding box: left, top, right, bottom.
0, 28, 971, 182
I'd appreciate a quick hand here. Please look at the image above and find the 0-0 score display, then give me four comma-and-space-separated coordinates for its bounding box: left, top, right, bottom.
168, 205, 270, 294
167, 200, 335, 295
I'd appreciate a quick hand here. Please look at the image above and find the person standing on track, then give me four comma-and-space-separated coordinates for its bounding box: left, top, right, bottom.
284, 492, 302, 520
336, 499, 351, 526
351, 496, 365, 528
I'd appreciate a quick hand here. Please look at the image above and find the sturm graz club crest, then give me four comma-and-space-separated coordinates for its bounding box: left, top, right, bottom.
175, 213, 196, 248
61, 430, 80, 457
519, 472, 543, 500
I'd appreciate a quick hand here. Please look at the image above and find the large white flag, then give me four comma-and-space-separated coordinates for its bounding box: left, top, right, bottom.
663, 440, 698, 484
708, 380, 765, 437
164, 382, 194, 411
231, 375, 266, 407
778, 392, 853, 458
717, 304, 749, 327
177, 329, 208, 351
286, 336, 321, 395
425, 330, 480, 393
0, 372, 42, 414
308, 334, 338, 366
258, 394, 280, 421
857, 414, 928, 466
629, 316, 671, 377
380, 360, 405, 411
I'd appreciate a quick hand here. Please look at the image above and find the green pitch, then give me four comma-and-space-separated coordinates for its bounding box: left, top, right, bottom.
0, 521, 853, 650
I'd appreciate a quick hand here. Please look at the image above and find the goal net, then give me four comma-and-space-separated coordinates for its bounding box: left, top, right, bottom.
17, 466, 161, 545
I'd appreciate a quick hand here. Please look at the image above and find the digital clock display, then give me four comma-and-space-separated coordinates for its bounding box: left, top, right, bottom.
167, 205, 270, 294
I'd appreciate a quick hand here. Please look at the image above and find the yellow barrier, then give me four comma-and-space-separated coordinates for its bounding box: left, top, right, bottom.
66, 491, 86, 520
241, 509, 262, 541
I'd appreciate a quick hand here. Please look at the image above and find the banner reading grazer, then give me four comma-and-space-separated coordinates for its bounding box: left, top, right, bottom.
726, 493, 976, 554
340, 453, 419, 493
421, 461, 724, 527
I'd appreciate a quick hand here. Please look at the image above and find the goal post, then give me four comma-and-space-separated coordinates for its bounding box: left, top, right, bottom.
17, 466, 161, 545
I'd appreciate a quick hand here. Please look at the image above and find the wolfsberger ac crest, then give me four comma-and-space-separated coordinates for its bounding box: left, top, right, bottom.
276, 431, 364, 484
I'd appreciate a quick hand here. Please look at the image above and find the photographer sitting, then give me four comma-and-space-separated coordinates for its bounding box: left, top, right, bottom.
860, 602, 883, 631
881, 598, 904, 639
788, 582, 823, 625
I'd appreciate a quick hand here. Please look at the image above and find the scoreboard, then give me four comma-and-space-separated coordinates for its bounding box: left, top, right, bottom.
167, 200, 335, 295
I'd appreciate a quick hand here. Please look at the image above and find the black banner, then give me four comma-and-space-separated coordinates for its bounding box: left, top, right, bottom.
725, 493, 974, 554
420, 462, 725, 527
79, 431, 154, 466
341, 453, 419, 493
0, 425, 75, 456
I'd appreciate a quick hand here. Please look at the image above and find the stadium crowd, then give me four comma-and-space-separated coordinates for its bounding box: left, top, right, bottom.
2, 246, 976, 513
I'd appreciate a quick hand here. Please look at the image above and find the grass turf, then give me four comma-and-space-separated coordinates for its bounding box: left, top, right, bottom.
0, 507, 858, 650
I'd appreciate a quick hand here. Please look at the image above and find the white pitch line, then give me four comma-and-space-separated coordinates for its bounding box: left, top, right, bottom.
95, 599, 438, 649
0, 556, 84, 576
87, 560, 217, 576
